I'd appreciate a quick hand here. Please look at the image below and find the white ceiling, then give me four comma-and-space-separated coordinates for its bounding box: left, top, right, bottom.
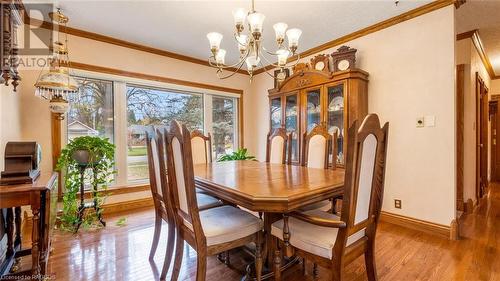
456, 0, 500, 75
27, 0, 431, 66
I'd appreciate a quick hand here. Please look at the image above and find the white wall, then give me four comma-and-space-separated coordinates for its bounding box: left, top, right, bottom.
0, 84, 23, 172
247, 6, 457, 226
492, 79, 500, 95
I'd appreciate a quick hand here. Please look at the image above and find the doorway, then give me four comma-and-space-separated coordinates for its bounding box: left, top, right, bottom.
490, 98, 500, 181
476, 73, 489, 200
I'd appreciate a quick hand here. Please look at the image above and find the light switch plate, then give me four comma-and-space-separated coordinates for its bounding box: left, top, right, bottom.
424, 115, 435, 127
416, 117, 424, 128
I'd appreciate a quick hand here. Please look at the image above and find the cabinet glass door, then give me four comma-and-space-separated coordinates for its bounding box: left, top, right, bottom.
285, 94, 299, 163
270, 97, 282, 130
305, 89, 321, 133
327, 84, 345, 165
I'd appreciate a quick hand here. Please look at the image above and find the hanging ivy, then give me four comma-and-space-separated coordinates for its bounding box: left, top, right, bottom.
56, 136, 116, 231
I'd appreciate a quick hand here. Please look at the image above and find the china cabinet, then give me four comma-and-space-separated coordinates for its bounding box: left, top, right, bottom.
268, 53, 368, 165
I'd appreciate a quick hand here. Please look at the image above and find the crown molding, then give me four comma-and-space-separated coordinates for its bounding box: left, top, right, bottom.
254, 0, 456, 75
65, 61, 244, 95
25, 17, 249, 75
457, 30, 499, 80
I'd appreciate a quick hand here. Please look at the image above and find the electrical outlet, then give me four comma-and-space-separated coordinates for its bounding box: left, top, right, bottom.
394, 199, 402, 209
416, 117, 424, 128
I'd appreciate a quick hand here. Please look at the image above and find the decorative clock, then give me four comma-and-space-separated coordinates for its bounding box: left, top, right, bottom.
331, 45, 357, 72
310, 54, 330, 72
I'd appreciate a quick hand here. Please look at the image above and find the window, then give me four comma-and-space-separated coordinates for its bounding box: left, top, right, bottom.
126, 85, 203, 182
65, 75, 240, 186
212, 96, 238, 160
67, 77, 114, 141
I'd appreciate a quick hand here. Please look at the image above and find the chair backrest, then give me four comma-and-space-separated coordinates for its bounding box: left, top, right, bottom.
164, 120, 204, 240
334, 114, 389, 255
266, 128, 288, 164
191, 130, 212, 164
146, 129, 165, 207
302, 124, 331, 169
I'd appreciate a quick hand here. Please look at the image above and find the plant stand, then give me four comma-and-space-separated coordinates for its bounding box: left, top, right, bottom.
74, 164, 106, 233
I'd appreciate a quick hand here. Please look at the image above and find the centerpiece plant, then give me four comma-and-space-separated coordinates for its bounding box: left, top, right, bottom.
217, 148, 256, 162
56, 136, 115, 232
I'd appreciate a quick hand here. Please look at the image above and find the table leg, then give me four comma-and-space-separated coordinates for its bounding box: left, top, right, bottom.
31, 207, 41, 279
14, 207, 21, 246
6, 208, 14, 257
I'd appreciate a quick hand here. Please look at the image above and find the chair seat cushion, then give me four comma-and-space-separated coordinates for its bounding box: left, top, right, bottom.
298, 200, 332, 212
196, 193, 222, 210
271, 209, 365, 259
200, 205, 263, 246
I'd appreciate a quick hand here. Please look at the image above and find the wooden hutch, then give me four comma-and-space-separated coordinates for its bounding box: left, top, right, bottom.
268, 47, 368, 165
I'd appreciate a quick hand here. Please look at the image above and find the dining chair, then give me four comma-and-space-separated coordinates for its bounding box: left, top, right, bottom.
146, 129, 222, 280
191, 130, 212, 165
266, 128, 289, 164
271, 114, 389, 281
165, 120, 264, 281
299, 124, 333, 212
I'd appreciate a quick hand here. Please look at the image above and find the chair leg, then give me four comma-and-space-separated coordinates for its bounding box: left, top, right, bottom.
196, 251, 207, 281
171, 231, 184, 281
331, 260, 343, 281
313, 263, 319, 279
274, 249, 281, 281
365, 245, 378, 281
160, 222, 176, 280
149, 212, 162, 261
255, 233, 263, 281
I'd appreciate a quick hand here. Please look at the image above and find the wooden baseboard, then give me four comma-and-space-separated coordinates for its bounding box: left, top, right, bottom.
380, 211, 452, 240
101, 197, 154, 214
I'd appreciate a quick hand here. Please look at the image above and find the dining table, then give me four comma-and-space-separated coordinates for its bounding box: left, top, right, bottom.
193, 160, 345, 279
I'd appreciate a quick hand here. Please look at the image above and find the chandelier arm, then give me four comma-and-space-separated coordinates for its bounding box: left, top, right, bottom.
233, 33, 248, 48
208, 48, 250, 69
257, 60, 278, 78
216, 58, 248, 80
259, 51, 284, 69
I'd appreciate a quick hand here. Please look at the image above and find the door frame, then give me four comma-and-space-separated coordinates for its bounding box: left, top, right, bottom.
476, 72, 489, 201
456, 65, 465, 212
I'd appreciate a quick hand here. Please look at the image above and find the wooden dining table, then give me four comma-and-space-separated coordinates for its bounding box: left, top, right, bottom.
194, 160, 345, 279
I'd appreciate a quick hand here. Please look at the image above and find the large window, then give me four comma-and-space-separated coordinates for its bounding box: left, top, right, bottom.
65, 76, 240, 186
126, 85, 203, 182
67, 77, 114, 141
212, 96, 238, 159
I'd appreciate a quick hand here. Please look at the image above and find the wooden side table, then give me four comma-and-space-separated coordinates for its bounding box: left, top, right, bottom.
0, 172, 58, 280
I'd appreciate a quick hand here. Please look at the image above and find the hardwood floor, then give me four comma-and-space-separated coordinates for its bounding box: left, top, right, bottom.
21, 183, 500, 280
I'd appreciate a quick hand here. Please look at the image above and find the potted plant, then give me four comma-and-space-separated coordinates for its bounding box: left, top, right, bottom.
217, 148, 256, 162
56, 136, 115, 232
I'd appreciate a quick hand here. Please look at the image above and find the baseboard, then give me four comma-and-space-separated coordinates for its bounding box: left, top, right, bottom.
102, 197, 154, 214
380, 211, 452, 240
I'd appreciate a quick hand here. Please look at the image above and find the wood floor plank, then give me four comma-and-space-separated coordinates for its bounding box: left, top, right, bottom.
19, 184, 500, 280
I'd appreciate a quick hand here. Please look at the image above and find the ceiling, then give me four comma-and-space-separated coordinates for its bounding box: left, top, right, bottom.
456, 0, 500, 76
27, 0, 432, 66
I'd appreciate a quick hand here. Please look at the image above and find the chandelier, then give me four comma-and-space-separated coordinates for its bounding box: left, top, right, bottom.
34, 8, 79, 120
207, 0, 302, 80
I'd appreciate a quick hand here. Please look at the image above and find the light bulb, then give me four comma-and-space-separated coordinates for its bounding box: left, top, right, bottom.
245, 55, 261, 70
207, 32, 223, 53
247, 12, 265, 34
236, 34, 248, 53
286, 28, 302, 51
215, 49, 226, 65
273, 23, 288, 44
232, 8, 247, 26
277, 49, 290, 66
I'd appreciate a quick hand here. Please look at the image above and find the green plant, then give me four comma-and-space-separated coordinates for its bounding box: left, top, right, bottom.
217, 148, 256, 162
56, 136, 116, 232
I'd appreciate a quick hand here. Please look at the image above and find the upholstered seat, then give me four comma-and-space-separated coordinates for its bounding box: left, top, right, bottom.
271, 209, 365, 259
196, 193, 222, 210
297, 200, 331, 212
190, 205, 264, 246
